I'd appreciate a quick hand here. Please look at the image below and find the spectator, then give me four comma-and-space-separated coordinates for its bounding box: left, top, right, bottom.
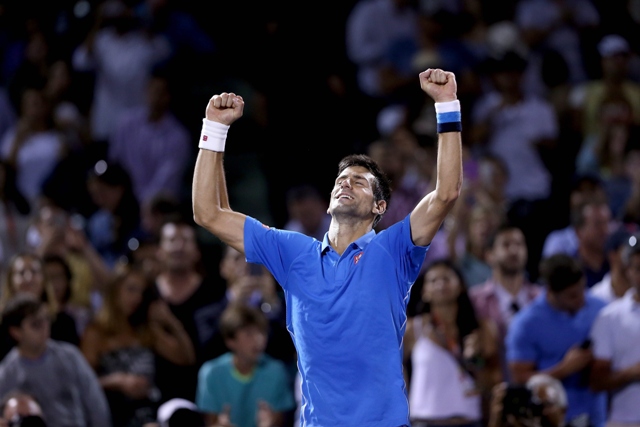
0, 293, 111, 427
589, 227, 634, 303
589, 236, 640, 427
218, 245, 294, 370
0, 87, 65, 210
0, 252, 79, 361
85, 160, 143, 268
283, 184, 331, 241
470, 223, 542, 382
542, 174, 608, 260
71, 0, 171, 145
506, 254, 607, 427
404, 259, 498, 427
572, 199, 614, 289
42, 253, 92, 338
195, 303, 296, 427
108, 68, 192, 211
81, 263, 194, 427
153, 216, 227, 402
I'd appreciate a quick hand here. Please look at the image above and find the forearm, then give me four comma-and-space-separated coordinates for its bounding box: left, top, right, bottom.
192, 149, 226, 227
434, 130, 463, 203
591, 366, 640, 392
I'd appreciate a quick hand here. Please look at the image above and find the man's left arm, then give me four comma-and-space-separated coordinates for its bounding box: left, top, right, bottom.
410, 69, 462, 247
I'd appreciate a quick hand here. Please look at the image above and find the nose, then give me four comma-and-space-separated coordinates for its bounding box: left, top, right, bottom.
340, 179, 352, 189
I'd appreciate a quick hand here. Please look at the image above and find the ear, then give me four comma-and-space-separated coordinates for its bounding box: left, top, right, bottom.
8, 326, 21, 342
373, 200, 387, 216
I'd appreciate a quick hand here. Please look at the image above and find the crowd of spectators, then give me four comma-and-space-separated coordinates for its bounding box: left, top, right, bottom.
0, 0, 640, 426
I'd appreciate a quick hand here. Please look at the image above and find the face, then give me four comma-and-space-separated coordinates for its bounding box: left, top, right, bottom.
422, 264, 462, 305
288, 196, 327, 233
490, 228, 528, 275
87, 177, 124, 212
226, 326, 267, 364
43, 261, 69, 305
11, 306, 51, 352
467, 209, 498, 251
328, 166, 383, 222
576, 204, 611, 250
117, 272, 147, 316
625, 252, 640, 294
11, 256, 45, 298
158, 223, 200, 270
550, 280, 586, 315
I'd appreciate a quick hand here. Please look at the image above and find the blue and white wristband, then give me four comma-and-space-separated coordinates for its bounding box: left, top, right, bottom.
435, 100, 462, 133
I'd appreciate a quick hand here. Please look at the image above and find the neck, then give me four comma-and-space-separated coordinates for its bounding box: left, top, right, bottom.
327, 219, 372, 255
578, 244, 604, 270
233, 354, 255, 376
494, 270, 524, 296
18, 343, 47, 360
431, 303, 458, 325
546, 292, 576, 315
610, 268, 630, 297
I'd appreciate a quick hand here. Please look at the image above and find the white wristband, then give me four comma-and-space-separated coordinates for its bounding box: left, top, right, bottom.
199, 118, 229, 152
434, 99, 461, 114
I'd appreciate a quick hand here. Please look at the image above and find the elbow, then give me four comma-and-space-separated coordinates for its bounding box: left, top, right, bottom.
436, 185, 462, 206
193, 206, 219, 229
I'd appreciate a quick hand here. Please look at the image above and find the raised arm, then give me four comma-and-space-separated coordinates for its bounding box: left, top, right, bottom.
410, 69, 463, 247
192, 92, 247, 253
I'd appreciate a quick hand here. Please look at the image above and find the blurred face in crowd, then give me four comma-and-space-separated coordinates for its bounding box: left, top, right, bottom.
548, 279, 586, 315
43, 259, 70, 305
87, 176, 125, 213
10, 305, 51, 353
576, 203, 611, 252
422, 264, 461, 306
226, 325, 267, 366
10, 255, 45, 299
117, 271, 147, 317
158, 222, 200, 271
489, 228, 528, 276
467, 206, 499, 254
288, 196, 328, 235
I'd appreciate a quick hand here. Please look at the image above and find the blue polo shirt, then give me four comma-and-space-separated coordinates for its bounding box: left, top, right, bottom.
506, 291, 607, 427
244, 214, 428, 427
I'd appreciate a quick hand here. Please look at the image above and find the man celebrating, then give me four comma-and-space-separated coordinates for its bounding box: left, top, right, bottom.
192, 68, 462, 427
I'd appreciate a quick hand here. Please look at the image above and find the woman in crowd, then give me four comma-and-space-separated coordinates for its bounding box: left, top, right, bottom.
0, 251, 80, 360
404, 259, 499, 427
80, 263, 195, 427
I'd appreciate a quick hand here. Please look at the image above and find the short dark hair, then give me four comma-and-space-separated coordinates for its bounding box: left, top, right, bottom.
1, 294, 44, 329
337, 154, 392, 228
219, 303, 268, 341
570, 199, 609, 229
539, 254, 584, 293
487, 222, 524, 250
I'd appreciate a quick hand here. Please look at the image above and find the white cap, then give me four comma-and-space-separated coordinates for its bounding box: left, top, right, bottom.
598, 35, 630, 57
156, 398, 199, 427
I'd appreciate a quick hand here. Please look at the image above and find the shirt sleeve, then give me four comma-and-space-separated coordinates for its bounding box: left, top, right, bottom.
70, 346, 112, 427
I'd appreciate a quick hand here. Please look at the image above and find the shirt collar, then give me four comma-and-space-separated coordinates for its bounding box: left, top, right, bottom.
321, 229, 376, 254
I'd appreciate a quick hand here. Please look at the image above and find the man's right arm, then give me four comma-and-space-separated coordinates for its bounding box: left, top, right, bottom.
192, 93, 247, 254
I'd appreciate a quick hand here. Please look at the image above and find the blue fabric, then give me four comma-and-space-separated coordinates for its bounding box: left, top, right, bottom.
506, 292, 608, 427
244, 214, 429, 427
196, 353, 295, 427
436, 111, 462, 123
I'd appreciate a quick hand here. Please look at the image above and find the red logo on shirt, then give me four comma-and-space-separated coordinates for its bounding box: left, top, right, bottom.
354, 252, 363, 264
202, 135, 208, 141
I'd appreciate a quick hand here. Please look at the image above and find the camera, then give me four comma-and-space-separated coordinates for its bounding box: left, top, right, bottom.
501, 385, 544, 422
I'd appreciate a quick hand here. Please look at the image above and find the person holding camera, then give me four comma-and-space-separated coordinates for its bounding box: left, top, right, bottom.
505, 254, 608, 427
0, 391, 47, 427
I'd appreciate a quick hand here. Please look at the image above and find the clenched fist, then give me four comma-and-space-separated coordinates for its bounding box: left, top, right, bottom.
205, 92, 245, 126
419, 69, 457, 103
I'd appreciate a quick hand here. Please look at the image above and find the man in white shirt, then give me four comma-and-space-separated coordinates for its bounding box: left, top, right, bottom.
590, 238, 640, 427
